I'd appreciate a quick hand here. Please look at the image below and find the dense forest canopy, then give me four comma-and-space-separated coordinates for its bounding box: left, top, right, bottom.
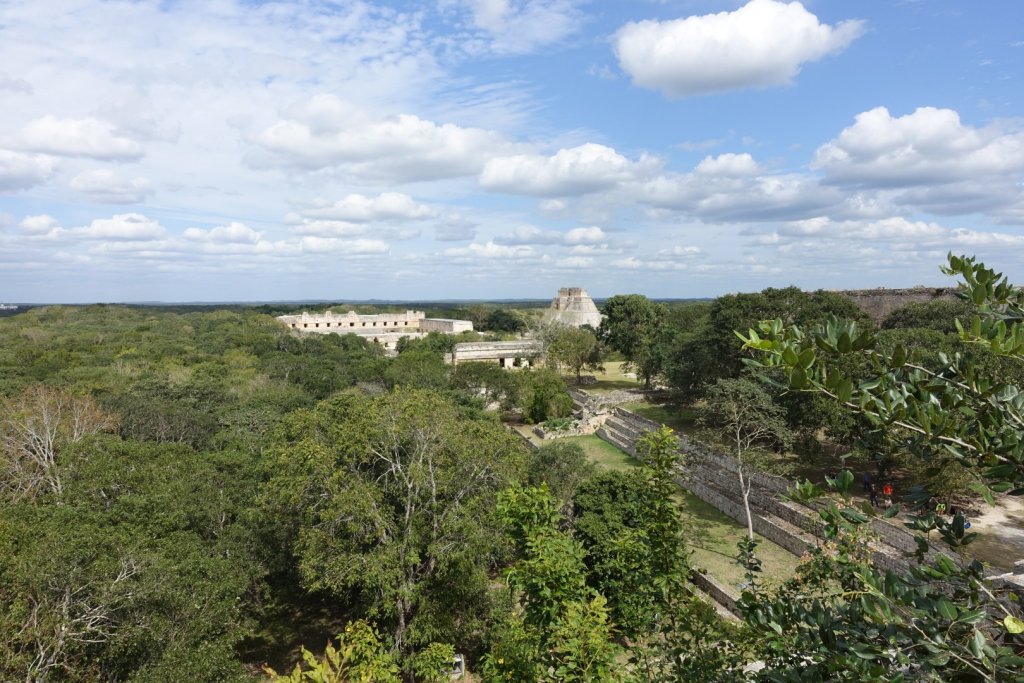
1, 257, 1023, 681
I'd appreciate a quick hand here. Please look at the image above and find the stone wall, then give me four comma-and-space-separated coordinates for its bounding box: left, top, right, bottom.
596, 405, 964, 577
835, 287, 957, 324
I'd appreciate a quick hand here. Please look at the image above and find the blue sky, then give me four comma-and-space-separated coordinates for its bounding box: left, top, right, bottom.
1, 0, 1022, 302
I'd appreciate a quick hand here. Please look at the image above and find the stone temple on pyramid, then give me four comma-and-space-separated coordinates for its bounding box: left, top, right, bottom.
543, 287, 603, 329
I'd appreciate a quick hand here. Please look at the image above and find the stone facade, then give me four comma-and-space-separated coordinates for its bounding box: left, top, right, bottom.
449, 340, 543, 368
543, 287, 603, 329
835, 287, 958, 324
276, 309, 473, 351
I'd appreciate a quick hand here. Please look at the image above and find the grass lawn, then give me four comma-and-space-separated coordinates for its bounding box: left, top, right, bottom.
573, 360, 643, 394
621, 400, 697, 434
566, 434, 801, 595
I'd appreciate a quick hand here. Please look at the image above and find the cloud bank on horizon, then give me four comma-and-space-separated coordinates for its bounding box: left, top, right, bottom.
0, 0, 1022, 302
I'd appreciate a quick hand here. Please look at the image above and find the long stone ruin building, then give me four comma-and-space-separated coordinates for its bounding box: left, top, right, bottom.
276, 310, 473, 351
543, 287, 603, 328
448, 340, 543, 368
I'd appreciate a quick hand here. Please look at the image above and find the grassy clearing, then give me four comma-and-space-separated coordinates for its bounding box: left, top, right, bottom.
569, 434, 801, 595
621, 400, 697, 434
573, 361, 643, 394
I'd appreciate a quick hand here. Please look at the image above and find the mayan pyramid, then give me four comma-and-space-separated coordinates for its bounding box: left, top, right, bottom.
542, 287, 603, 328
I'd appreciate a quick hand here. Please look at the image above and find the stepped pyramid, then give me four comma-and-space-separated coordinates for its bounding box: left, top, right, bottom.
543, 287, 603, 329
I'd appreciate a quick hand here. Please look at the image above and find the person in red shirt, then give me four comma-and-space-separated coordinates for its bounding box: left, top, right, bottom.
883, 483, 893, 497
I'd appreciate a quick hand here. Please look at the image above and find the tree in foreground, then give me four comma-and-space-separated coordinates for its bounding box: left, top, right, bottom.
736, 254, 1024, 680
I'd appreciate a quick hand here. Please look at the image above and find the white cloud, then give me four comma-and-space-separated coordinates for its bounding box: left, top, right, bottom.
556, 256, 593, 268
495, 224, 608, 246
813, 106, 1024, 187
481, 143, 659, 196
297, 237, 390, 254
460, 0, 582, 54
75, 213, 166, 240
695, 153, 761, 176
564, 226, 606, 244
614, 0, 863, 97
16, 116, 144, 160
302, 192, 437, 222
446, 241, 536, 258
290, 219, 368, 238
0, 149, 55, 191
19, 214, 60, 235
71, 169, 152, 204
183, 222, 262, 243
253, 95, 519, 182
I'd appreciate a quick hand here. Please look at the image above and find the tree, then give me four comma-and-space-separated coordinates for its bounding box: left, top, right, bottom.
700, 378, 792, 541
518, 368, 573, 424
265, 621, 401, 683
736, 254, 1024, 680
0, 384, 117, 502
527, 441, 595, 506
262, 389, 530, 667
599, 294, 666, 388
483, 485, 624, 683
485, 308, 526, 334
547, 327, 601, 383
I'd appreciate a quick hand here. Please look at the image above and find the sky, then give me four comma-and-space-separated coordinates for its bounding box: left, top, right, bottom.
1, 0, 1022, 303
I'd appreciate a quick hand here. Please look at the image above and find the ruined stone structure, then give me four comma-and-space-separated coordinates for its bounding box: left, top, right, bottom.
587, 402, 968, 580
448, 340, 543, 368
543, 287, 603, 328
276, 310, 472, 351
836, 287, 957, 325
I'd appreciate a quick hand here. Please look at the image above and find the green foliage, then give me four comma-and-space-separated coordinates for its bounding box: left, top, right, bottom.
599, 294, 666, 388
529, 431, 601, 507
736, 254, 1024, 680
741, 255, 1024, 494
547, 327, 602, 382
519, 368, 573, 424
264, 620, 401, 683
262, 388, 529, 664
485, 308, 527, 334
487, 485, 623, 683
882, 298, 975, 333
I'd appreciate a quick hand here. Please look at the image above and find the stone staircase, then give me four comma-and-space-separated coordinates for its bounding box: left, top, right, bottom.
594, 406, 951, 576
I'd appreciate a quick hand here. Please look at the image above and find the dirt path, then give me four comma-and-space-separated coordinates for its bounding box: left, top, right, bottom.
966, 496, 1024, 571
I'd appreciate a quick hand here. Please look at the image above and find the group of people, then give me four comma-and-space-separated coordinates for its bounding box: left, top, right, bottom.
863, 474, 893, 509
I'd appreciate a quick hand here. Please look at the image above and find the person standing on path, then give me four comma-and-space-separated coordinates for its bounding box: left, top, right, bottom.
868, 483, 878, 507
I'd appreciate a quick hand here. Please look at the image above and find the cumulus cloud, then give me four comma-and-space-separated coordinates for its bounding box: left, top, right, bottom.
71, 169, 153, 204
19, 214, 60, 235
564, 226, 606, 244
302, 192, 437, 222
614, 0, 863, 98
75, 213, 166, 240
481, 143, 659, 196
0, 149, 55, 191
495, 224, 608, 246
253, 95, 519, 182
695, 153, 761, 176
640, 165, 842, 223
183, 222, 262, 243
813, 106, 1024, 187
16, 116, 144, 161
